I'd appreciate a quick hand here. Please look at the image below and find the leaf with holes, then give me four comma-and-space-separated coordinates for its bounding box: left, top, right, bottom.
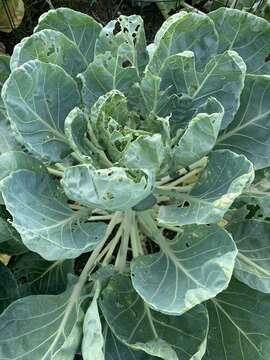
159, 150, 254, 226
132, 220, 237, 315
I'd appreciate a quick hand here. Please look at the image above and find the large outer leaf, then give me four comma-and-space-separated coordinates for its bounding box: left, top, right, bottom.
159, 150, 254, 226
95, 15, 148, 74
104, 323, 157, 360
1, 170, 107, 260
0, 214, 26, 255
62, 165, 154, 212
206, 278, 270, 360
173, 97, 224, 168
0, 262, 20, 314
228, 220, 270, 293
11, 252, 74, 296
216, 75, 270, 170
132, 222, 237, 315
100, 274, 209, 360
148, 12, 218, 73
0, 115, 21, 155
10, 29, 88, 77
0, 151, 47, 185
2, 60, 80, 162
35, 7, 102, 63
160, 50, 246, 129
209, 8, 270, 74
79, 52, 139, 110
0, 283, 83, 360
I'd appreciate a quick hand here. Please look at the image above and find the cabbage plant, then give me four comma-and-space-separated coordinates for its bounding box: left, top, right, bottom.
0, 6, 270, 360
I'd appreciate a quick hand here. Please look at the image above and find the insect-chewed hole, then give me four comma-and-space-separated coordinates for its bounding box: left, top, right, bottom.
122, 60, 132, 68
113, 21, 121, 35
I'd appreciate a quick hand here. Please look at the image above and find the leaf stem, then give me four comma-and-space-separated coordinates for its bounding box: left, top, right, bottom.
89, 215, 114, 221
157, 157, 207, 186
165, 167, 202, 187
115, 210, 133, 272
47, 167, 64, 177
182, 2, 205, 14
130, 214, 144, 257
41, 211, 121, 356
85, 138, 113, 168
138, 211, 164, 247
102, 224, 123, 265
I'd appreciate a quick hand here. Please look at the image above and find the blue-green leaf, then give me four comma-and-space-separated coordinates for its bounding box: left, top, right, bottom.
2, 60, 80, 162
1, 170, 107, 260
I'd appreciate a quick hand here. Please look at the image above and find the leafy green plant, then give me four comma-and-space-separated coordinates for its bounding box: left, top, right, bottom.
0, 6, 270, 359
204, 0, 270, 19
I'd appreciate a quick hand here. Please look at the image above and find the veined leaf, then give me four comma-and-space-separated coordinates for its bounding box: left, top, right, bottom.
11, 252, 74, 296
0, 115, 21, 155
216, 74, 270, 169
0, 214, 27, 255
173, 97, 224, 168
0, 283, 84, 360
128, 70, 179, 119
148, 11, 218, 73
207, 278, 270, 360
159, 50, 246, 128
209, 7, 270, 74
121, 133, 170, 177
132, 221, 237, 315
1, 170, 107, 260
95, 15, 148, 74
35, 7, 102, 63
0, 151, 47, 186
62, 165, 154, 212
159, 150, 254, 226
10, 29, 88, 77
0, 262, 20, 314
100, 274, 209, 360
2, 60, 80, 162
79, 52, 139, 110
104, 323, 157, 360
228, 220, 270, 293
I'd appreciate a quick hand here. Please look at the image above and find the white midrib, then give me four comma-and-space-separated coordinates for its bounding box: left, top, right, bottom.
212, 299, 263, 356
217, 109, 270, 143
237, 252, 270, 277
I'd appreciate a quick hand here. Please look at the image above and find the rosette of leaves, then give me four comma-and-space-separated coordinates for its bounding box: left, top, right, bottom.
0, 6, 270, 360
